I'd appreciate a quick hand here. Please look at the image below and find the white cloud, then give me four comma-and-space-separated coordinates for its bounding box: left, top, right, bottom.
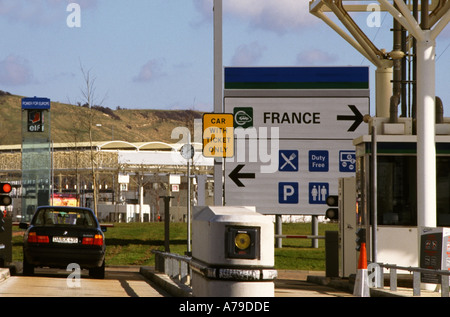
133, 59, 166, 83
231, 41, 266, 66
192, 0, 318, 34
0, 55, 34, 86
296, 49, 338, 66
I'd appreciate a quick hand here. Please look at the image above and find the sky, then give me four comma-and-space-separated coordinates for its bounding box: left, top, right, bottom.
0, 0, 449, 115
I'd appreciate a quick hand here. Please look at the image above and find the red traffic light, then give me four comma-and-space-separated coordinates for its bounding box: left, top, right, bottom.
0, 183, 12, 193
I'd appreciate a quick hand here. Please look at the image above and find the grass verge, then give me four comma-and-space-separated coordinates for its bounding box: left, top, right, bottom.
12, 222, 338, 271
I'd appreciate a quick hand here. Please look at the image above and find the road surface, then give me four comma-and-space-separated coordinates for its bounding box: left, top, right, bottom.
0, 266, 169, 297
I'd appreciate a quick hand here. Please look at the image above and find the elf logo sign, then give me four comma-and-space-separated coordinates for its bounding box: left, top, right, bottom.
28, 110, 44, 132
233, 107, 253, 128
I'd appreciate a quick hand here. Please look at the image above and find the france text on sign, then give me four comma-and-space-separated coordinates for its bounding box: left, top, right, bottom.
202, 113, 234, 158
225, 97, 367, 139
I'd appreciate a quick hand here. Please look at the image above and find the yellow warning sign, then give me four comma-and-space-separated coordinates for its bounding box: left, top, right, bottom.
202, 113, 234, 158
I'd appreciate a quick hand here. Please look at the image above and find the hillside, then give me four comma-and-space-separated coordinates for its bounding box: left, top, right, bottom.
0, 90, 203, 146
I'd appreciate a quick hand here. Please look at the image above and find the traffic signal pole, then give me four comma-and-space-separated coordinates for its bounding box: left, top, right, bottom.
0, 182, 13, 266
213, 0, 223, 206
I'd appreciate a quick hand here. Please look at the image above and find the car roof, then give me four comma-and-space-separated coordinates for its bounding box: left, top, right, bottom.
36, 206, 94, 212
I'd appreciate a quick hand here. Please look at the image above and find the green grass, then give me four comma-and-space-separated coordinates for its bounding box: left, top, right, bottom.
12, 222, 338, 271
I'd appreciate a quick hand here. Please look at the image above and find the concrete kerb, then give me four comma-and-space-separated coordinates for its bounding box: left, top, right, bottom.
306, 275, 355, 294
307, 274, 444, 297
139, 266, 404, 297
0, 268, 10, 284
139, 266, 192, 297
139, 265, 417, 298
3, 264, 440, 297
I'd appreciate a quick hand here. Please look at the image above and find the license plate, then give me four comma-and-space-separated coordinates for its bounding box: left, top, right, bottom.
53, 236, 78, 244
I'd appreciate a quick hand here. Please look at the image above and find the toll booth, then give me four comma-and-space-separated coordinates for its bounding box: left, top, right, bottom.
191, 206, 277, 297
353, 117, 450, 268
337, 177, 357, 278
419, 227, 450, 284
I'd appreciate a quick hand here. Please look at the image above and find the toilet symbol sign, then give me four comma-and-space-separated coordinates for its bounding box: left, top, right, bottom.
309, 182, 329, 204
279, 182, 299, 204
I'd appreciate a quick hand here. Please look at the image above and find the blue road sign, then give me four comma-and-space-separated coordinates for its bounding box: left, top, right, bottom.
279, 182, 298, 204
339, 150, 356, 172
309, 150, 329, 172
21, 97, 51, 110
279, 150, 298, 172
309, 182, 329, 204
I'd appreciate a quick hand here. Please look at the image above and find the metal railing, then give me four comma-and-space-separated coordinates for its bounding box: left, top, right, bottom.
152, 250, 192, 286
371, 263, 450, 297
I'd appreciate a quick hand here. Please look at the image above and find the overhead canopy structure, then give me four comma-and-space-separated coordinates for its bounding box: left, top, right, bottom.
310, 0, 450, 229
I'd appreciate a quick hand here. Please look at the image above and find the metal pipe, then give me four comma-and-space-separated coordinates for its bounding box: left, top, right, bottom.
421, 0, 430, 30
393, 16, 402, 98
436, 96, 444, 124
389, 94, 401, 123
213, 0, 223, 206
412, 0, 418, 120
371, 125, 377, 263
401, 24, 407, 117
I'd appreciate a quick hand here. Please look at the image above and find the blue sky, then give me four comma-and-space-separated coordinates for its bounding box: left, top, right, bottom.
0, 0, 449, 115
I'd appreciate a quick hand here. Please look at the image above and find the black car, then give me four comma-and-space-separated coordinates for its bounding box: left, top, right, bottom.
19, 206, 106, 279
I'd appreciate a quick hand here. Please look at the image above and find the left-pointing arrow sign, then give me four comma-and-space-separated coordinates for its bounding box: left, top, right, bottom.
228, 164, 255, 187
337, 105, 364, 132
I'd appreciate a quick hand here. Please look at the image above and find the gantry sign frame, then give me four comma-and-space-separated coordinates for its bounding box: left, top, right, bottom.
310, 0, 450, 229
223, 66, 369, 215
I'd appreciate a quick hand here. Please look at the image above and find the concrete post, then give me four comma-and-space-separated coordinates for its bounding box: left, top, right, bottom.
416, 31, 437, 228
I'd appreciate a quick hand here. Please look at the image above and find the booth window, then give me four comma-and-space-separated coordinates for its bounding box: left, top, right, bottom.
437, 157, 450, 226
374, 156, 450, 226
376, 156, 417, 226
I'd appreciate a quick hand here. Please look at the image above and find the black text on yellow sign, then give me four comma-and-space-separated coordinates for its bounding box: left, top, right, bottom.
202, 113, 234, 158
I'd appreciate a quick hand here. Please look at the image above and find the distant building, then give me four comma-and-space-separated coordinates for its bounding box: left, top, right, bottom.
0, 141, 214, 222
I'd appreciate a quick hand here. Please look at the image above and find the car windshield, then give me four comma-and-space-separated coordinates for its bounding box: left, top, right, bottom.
33, 208, 97, 228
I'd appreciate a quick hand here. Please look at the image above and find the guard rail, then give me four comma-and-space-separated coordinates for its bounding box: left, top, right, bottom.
152, 250, 192, 286
372, 262, 450, 297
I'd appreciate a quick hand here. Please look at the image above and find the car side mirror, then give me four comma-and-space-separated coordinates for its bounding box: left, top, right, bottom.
19, 222, 29, 229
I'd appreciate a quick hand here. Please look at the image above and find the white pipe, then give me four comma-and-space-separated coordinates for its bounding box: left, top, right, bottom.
416, 31, 437, 228
393, 0, 425, 41
327, 1, 384, 66
377, 0, 424, 41
431, 8, 450, 40
313, 11, 379, 66
375, 67, 393, 117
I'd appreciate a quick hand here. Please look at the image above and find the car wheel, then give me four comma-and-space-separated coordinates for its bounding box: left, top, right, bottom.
22, 256, 34, 276
89, 260, 105, 279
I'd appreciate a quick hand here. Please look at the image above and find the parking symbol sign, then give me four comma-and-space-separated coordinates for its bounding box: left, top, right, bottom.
279, 182, 298, 204
309, 182, 329, 204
